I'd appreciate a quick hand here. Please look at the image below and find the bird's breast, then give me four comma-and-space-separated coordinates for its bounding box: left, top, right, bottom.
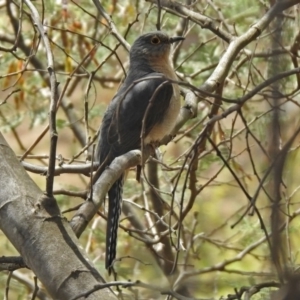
144, 82, 180, 144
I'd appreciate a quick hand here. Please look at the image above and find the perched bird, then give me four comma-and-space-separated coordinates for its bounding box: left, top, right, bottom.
96, 31, 184, 274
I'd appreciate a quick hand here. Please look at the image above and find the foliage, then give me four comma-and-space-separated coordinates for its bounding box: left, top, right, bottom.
1, 0, 300, 299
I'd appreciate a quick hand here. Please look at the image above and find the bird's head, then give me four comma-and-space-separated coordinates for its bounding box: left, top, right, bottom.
129, 31, 185, 63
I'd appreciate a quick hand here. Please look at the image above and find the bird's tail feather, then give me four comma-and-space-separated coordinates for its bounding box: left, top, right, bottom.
105, 175, 124, 274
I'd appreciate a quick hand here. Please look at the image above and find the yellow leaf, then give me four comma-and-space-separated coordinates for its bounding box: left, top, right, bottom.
65, 56, 72, 73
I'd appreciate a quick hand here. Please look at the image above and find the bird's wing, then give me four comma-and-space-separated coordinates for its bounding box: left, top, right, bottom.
97, 72, 173, 162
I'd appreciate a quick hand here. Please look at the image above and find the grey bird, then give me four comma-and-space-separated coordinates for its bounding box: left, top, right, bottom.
96, 31, 184, 274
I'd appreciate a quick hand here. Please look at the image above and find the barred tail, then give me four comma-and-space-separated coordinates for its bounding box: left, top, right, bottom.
106, 175, 124, 274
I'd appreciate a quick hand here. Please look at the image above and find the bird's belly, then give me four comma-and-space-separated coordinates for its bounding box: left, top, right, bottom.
144, 85, 180, 144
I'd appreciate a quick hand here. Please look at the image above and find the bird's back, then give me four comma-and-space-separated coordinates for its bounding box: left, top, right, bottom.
96, 68, 176, 167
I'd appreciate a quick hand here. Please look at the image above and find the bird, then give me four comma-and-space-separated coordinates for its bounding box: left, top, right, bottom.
96, 31, 184, 274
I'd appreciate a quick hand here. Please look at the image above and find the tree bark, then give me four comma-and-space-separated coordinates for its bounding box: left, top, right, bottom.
0, 133, 116, 300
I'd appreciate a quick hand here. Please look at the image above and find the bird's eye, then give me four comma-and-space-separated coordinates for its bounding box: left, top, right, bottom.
151, 36, 161, 44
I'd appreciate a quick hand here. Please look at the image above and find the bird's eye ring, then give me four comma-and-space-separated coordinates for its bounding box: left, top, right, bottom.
151, 36, 161, 44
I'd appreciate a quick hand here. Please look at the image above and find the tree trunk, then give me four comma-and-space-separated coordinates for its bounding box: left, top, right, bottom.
0, 133, 116, 300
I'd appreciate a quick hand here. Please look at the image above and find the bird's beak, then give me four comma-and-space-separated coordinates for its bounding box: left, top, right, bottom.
170, 36, 185, 43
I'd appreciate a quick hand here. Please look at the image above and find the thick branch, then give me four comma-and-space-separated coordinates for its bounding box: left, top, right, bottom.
70, 150, 143, 237
0, 133, 116, 300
